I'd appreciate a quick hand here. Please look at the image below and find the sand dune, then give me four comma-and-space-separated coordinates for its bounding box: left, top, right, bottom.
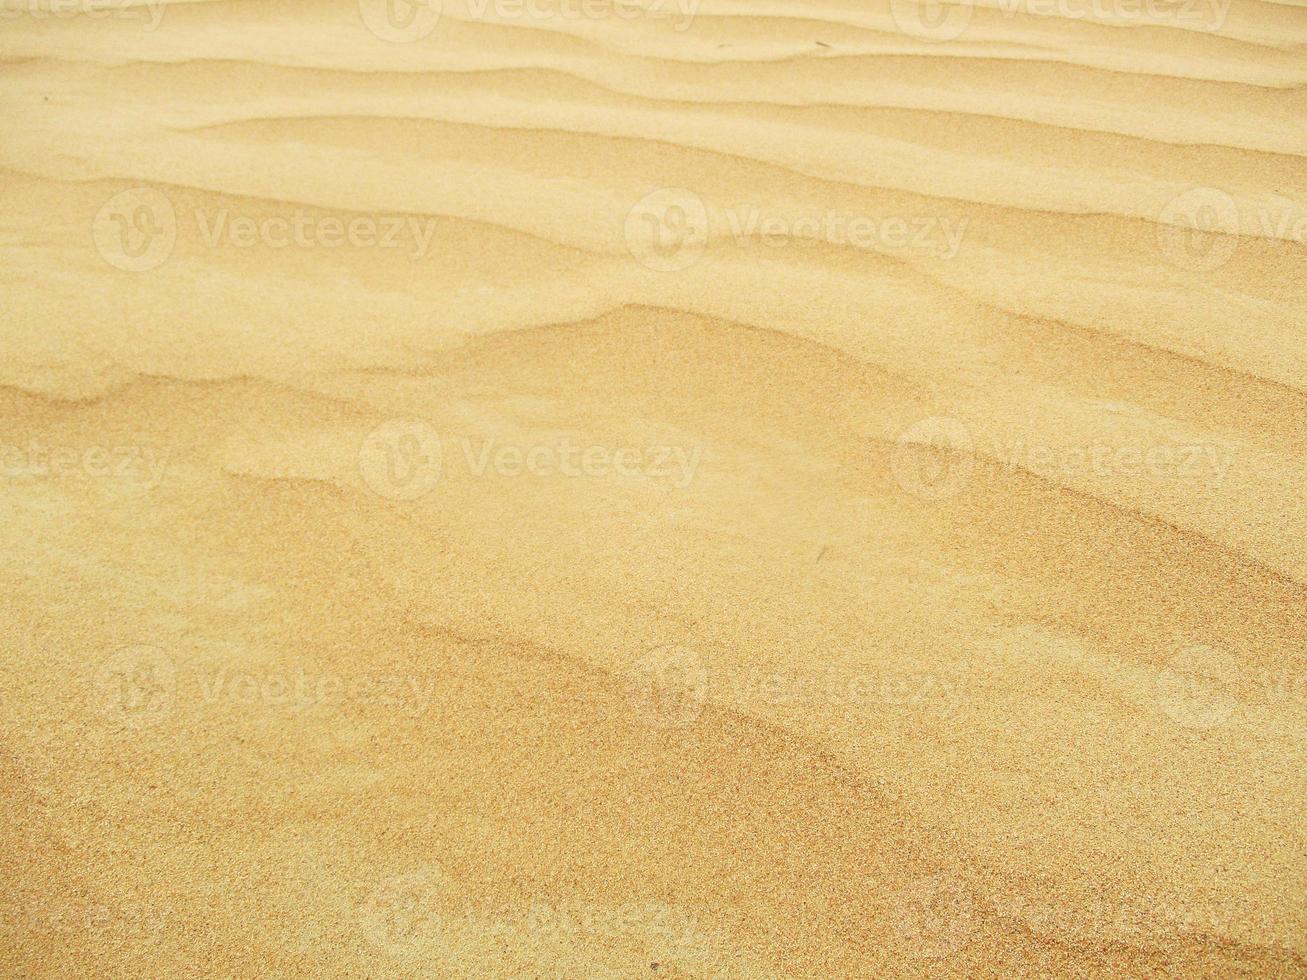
1, 0, 1305, 976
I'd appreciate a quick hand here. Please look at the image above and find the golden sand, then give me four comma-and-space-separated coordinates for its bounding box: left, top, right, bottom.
1, 0, 1305, 975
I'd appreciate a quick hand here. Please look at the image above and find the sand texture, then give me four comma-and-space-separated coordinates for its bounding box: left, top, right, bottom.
1, 0, 1306, 976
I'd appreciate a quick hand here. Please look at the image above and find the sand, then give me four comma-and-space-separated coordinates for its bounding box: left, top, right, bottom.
1, 0, 1305, 975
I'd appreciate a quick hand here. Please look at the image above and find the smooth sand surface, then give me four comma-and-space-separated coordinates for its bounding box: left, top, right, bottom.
2, 0, 1306, 976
